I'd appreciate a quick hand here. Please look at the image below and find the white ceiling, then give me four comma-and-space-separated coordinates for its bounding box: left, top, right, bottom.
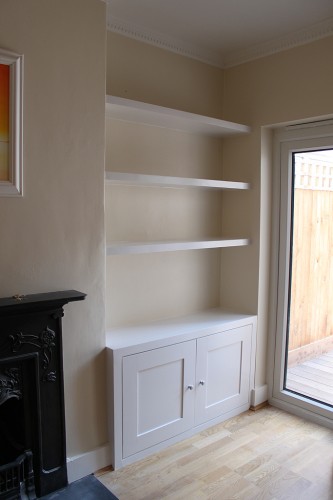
106, 0, 333, 68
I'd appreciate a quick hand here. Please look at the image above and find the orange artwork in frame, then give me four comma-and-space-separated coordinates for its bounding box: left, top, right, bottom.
0, 63, 10, 181
0, 49, 23, 196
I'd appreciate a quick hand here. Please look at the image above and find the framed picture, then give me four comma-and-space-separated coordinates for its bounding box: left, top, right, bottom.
0, 49, 23, 196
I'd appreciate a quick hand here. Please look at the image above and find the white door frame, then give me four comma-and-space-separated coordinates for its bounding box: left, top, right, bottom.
268, 121, 333, 428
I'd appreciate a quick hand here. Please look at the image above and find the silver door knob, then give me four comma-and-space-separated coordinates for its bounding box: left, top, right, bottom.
187, 385, 194, 390
199, 380, 205, 385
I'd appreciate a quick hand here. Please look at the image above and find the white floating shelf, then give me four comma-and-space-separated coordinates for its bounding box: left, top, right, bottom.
106, 95, 250, 137
106, 238, 250, 255
105, 171, 250, 191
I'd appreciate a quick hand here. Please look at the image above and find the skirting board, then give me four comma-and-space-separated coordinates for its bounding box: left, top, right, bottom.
250, 384, 268, 408
67, 444, 112, 483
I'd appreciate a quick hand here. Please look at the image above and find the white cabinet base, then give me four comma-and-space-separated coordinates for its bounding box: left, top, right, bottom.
107, 310, 256, 469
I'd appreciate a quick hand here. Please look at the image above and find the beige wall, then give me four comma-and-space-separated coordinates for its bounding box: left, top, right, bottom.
223, 36, 333, 388
224, 36, 333, 126
0, 0, 107, 457
106, 32, 224, 118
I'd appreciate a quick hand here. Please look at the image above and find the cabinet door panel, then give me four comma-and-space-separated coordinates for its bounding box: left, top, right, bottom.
195, 325, 252, 424
123, 340, 196, 458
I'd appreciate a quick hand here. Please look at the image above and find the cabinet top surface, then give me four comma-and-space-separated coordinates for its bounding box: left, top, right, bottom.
106, 95, 250, 137
106, 309, 257, 353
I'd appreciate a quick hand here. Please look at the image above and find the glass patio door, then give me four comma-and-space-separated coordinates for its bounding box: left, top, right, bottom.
285, 149, 333, 407
272, 123, 333, 423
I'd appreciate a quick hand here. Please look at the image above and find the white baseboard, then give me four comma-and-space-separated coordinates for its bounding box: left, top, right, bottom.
67, 443, 112, 483
250, 384, 268, 407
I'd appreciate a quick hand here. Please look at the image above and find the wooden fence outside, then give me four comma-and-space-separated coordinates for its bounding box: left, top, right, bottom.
288, 154, 333, 353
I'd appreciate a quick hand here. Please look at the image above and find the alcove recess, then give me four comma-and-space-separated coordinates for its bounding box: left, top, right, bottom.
105, 96, 252, 330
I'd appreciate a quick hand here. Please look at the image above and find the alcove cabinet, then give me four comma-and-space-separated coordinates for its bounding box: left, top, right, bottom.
105, 95, 256, 468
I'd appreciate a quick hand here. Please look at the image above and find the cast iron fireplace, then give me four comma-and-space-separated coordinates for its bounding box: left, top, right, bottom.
0, 290, 86, 499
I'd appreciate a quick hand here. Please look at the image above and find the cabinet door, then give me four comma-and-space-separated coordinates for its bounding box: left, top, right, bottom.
123, 340, 196, 458
195, 325, 252, 425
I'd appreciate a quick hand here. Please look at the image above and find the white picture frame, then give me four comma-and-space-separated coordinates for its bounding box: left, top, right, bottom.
0, 49, 23, 196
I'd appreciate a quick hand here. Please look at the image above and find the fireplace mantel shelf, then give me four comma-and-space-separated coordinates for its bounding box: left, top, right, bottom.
0, 290, 86, 314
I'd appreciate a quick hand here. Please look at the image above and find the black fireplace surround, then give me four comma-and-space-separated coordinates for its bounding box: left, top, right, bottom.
0, 290, 86, 499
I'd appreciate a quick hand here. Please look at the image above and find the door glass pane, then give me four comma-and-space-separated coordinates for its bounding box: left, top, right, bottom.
285, 149, 333, 407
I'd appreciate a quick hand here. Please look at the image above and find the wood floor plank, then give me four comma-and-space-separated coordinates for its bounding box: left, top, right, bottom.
97, 405, 333, 499
285, 381, 333, 405
287, 372, 333, 393
286, 349, 333, 405
201, 468, 256, 499
304, 359, 333, 373
288, 364, 333, 383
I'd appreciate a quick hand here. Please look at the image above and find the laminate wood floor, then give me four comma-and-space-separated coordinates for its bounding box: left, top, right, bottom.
286, 349, 333, 406
96, 405, 333, 499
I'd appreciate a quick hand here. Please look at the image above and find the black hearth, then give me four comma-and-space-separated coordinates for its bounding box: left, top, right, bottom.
0, 291, 86, 499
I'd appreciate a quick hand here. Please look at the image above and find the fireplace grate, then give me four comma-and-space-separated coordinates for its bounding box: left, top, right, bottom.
0, 451, 36, 500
